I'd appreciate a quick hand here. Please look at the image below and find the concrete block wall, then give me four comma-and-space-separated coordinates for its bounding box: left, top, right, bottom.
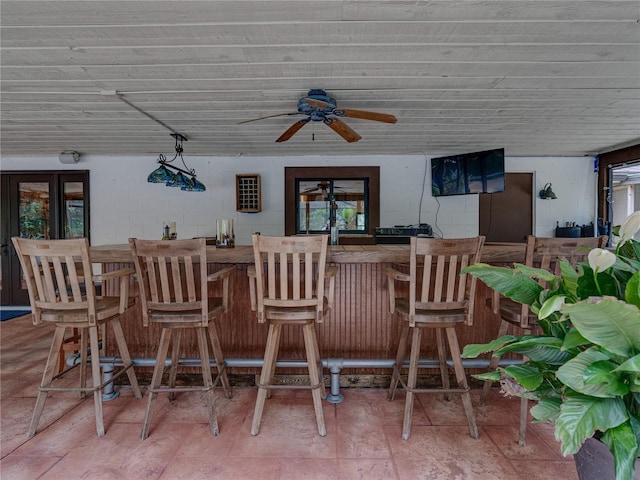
1, 154, 596, 245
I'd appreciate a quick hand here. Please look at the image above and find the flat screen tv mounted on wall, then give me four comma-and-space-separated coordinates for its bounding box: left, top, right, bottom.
431, 148, 505, 197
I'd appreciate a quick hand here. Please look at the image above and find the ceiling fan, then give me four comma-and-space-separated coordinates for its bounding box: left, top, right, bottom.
300, 181, 335, 201
239, 89, 397, 143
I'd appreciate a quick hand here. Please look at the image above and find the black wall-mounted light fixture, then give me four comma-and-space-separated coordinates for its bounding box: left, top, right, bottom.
147, 133, 206, 192
539, 183, 557, 199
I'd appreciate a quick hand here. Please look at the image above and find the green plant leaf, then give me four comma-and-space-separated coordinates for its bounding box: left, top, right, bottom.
538, 295, 566, 320
630, 414, 640, 454
559, 259, 580, 297
461, 335, 517, 358
463, 264, 543, 305
577, 263, 622, 299
617, 239, 640, 264
614, 353, 640, 374
497, 337, 574, 365
625, 270, 640, 308
513, 263, 558, 283
563, 297, 640, 357
555, 394, 628, 455
503, 364, 543, 391
530, 396, 561, 422
562, 327, 589, 350
472, 371, 501, 382
557, 347, 618, 398
583, 360, 630, 396
601, 422, 639, 480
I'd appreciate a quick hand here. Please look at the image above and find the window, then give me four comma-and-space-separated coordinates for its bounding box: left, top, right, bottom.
285, 167, 379, 244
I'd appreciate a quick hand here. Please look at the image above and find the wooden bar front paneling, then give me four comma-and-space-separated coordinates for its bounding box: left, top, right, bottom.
99, 242, 525, 374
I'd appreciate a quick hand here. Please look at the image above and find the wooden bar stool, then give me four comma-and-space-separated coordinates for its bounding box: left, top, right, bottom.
249, 234, 336, 436
480, 234, 607, 446
12, 237, 142, 438
386, 236, 485, 440
128, 238, 234, 439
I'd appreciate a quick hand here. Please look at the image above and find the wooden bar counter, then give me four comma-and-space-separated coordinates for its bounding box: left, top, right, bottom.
94, 242, 525, 375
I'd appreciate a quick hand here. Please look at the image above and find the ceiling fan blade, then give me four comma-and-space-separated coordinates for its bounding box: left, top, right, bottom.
275, 117, 310, 142
238, 112, 299, 124
323, 117, 362, 143
305, 98, 329, 109
337, 109, 397, 124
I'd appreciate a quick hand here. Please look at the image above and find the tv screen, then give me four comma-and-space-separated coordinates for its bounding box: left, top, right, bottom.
431, 148, 505, 197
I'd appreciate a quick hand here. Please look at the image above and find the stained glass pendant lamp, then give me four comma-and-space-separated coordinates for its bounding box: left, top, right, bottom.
147, 133, 205, 192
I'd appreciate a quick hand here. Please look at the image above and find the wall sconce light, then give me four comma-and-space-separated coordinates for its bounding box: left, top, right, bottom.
147, 133, 206, 192
539, 183, 557, 199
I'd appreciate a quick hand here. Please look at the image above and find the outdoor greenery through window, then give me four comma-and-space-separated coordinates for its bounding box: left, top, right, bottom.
296, 179, 367, 235
64, 182, 85, 238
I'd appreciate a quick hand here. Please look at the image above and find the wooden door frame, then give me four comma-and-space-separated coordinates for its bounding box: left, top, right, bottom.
1, 170, 89, 305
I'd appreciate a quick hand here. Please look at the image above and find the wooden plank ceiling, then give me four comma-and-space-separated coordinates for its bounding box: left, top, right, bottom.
1, 1, 639, 158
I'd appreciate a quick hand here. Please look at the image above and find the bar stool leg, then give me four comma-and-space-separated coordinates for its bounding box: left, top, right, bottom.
252, 323, 281, 436
303, 323, 326, 436
435, 328, 451, 401
111, 317, 142, 399
79, 328, 88, 399
196, 327, 218, 436
388, 324, 409, 401
266, 324, 282, 400
402, 327, 422, 440
519, 397, 529, 446
28, 326, 66, 437
168, 329, 182, 402
480, 319, 509, 405
207, 320, 233, 398
142, 327, 172, 440
445, 327, 478, 439
310, 323, 326, 400
518, 351, 531, 446
88, 325, 105, 437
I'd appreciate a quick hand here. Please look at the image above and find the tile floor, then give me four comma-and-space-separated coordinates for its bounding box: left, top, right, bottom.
1, 314, 581, 480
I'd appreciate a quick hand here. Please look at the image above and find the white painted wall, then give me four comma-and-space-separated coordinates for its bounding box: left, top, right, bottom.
1, 154, 596, 245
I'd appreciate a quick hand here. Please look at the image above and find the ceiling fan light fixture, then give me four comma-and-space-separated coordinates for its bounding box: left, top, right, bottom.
241, 89, 396, 143
148, 133, 206, 192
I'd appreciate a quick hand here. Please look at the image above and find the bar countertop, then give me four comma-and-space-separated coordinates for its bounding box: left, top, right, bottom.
90, 241, 526, 265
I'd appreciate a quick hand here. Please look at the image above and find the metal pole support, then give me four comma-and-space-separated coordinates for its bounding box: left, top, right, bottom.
101, 363, 120, 401
325, 358, 344, 403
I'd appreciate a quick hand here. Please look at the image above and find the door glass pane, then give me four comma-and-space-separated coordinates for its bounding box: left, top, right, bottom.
18, 182, 50, 239
63, 181, 85, 238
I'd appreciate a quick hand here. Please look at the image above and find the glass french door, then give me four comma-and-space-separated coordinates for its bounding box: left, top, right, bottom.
0, 172, 89, 305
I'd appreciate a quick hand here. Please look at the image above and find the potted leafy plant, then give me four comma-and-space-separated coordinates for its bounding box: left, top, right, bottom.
461, 213, 640, 480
